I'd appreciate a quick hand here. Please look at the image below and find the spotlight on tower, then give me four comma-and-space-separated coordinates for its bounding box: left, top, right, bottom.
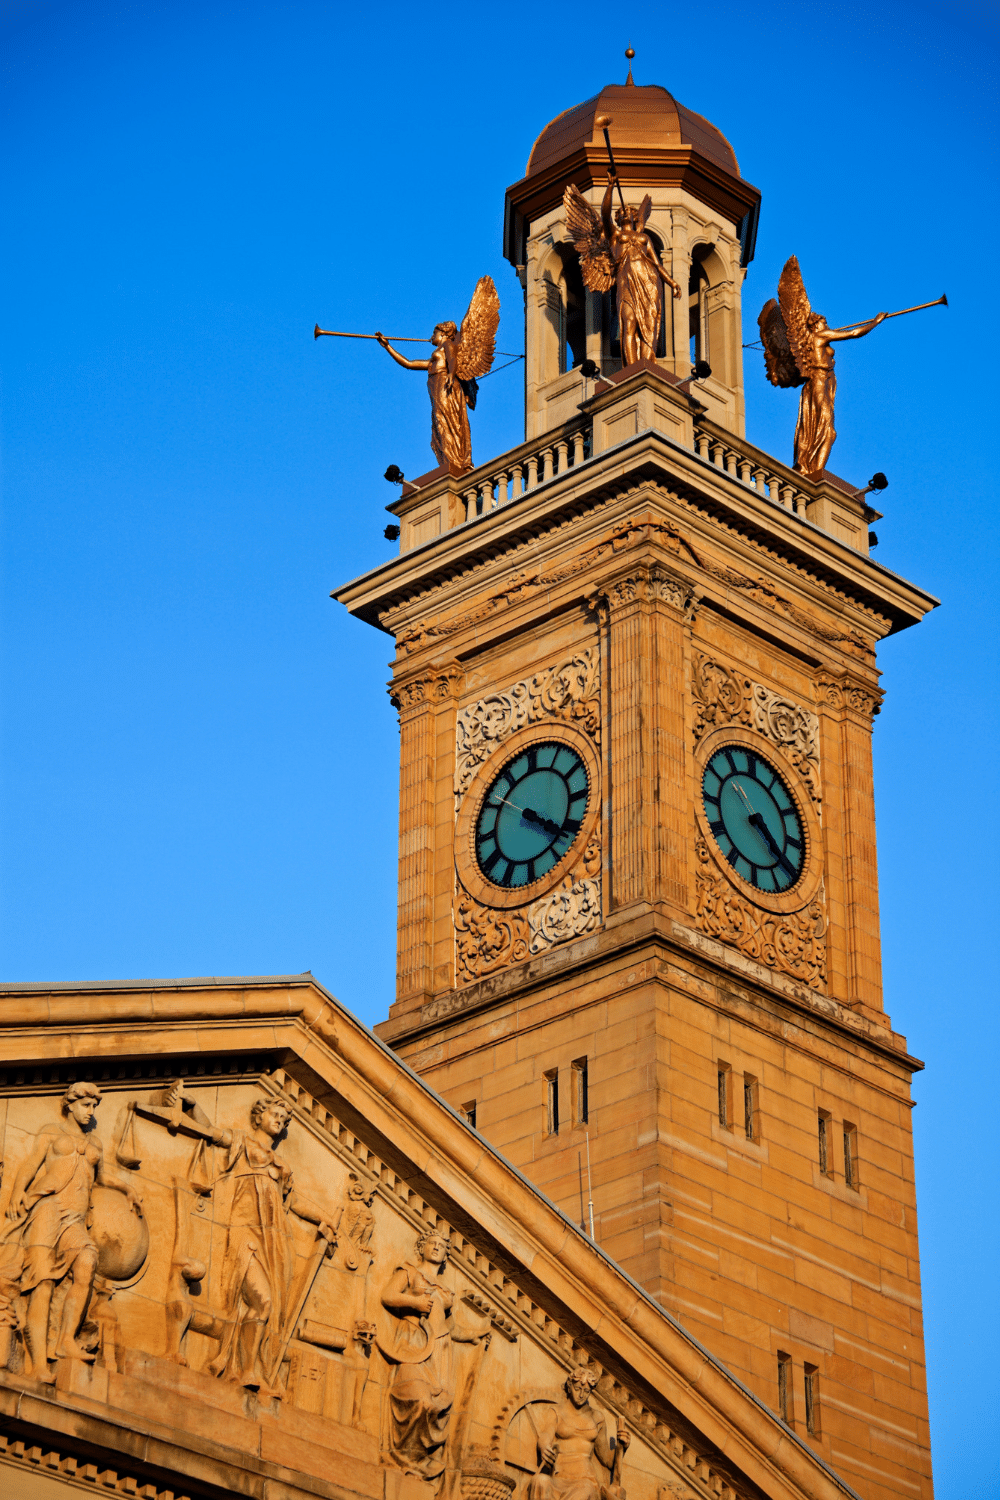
384, 465, 405, 485
691, 361, 712, 381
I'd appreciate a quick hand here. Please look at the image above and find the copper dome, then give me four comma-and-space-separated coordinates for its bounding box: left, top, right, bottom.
526, 83, 741, 181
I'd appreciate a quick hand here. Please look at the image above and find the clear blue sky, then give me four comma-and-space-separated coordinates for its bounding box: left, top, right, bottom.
3, 1, 997, 1492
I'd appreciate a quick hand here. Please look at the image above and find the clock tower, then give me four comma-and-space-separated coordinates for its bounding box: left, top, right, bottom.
335, 77, 936, 1500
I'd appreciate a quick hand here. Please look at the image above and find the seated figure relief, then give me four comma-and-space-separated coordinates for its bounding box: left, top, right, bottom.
379, 1229, 490, 1479
527, 1368, 628, 1500
0, 1083, 144, 1381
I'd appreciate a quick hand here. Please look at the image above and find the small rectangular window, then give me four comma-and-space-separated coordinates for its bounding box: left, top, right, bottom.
804, 1364, 820, 1435
818, 1110, 832, 1176
777, 1352, 792, 1424
572, 1058, 589, 1126
545, 1070, 559, 1135
743, 1075, 757, 1141
843, 1123, 858, 1189
717, 1064, 731, 1129
462, 1102, 477, 1131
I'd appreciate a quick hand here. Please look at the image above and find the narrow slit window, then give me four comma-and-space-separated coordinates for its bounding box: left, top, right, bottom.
462, 1101, 477, 1131
804, 1364, 820, 1435
572, 1058, 589, 1126
545, 1070, 559, 1135
743, 1075, 757, 1141
718, 1065, 730, 1129
843, 1122, 858, 1189
818, 1111, 832, 1176
777, 1353, 792, 1424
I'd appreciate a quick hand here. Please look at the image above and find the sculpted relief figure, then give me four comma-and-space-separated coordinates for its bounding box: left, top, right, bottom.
197, 1094, 340, 1395
528, 1367, 628, 1500
0, 1083, 142, 1380
379, 1230, 487, 1479
564, 173, 681, 367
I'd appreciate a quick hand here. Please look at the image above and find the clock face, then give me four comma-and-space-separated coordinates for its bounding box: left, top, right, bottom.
702, 746, 805, 893
475, 742, 589, 889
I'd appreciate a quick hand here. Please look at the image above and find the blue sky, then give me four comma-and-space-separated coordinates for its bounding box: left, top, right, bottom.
3, 1, 997, 1492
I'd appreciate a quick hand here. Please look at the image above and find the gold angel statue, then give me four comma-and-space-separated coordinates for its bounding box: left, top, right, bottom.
563, 170, 681, 367
759, 256, 887, 480
376, 276, 500, 474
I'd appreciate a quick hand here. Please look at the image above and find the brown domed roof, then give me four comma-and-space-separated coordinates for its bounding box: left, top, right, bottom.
526, 83, 740, 180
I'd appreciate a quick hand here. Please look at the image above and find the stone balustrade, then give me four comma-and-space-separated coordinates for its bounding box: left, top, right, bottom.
460, 421, 591, 521
693, 418, 812, 516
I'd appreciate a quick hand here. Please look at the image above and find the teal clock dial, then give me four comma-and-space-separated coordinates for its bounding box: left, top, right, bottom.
475, 742, 589, 889
702, 747, 804, 893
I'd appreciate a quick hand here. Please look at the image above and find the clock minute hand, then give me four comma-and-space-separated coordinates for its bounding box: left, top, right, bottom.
747, 810, 797, 880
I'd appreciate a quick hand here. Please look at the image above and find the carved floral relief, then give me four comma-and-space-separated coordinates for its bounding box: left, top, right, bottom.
455, 838, 602, 985
694, 838, 827, 989
455, 649, 600, 803
692, 653, 821, 806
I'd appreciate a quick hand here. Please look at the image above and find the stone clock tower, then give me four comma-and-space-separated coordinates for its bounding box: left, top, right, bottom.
336, 79, 936, 1500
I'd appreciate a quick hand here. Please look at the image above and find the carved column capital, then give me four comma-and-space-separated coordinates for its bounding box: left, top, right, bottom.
815, 671, 883, 722
390, 661, 462, 716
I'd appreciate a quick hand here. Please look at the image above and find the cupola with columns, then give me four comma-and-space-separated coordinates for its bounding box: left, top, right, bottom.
504, 57, 761, 440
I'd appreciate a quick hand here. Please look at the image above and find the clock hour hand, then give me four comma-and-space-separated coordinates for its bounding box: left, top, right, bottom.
491, 793, 562, 839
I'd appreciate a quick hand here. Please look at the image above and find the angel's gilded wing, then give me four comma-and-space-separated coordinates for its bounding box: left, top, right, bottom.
757, 298, 805, 389
638, 194, 653, 230
454, 275, 500, 382
776, 255, 817, 377
563, 183, 615, 294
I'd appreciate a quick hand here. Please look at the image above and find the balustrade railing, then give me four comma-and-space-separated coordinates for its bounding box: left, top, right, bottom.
461, 421, 591, 522
693, 419, 811, 516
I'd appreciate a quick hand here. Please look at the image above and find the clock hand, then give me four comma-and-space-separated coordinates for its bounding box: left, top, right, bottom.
491, 793, 562, 838
747, 812, 798, 879
732, 779, 797, 879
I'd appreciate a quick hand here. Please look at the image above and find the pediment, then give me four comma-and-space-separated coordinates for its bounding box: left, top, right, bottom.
0, 977, 849, 1500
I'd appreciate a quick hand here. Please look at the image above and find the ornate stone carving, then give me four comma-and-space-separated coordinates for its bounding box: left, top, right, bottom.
396, 517, 700, 657
695, 556, 876, 661
456, 897, 530, 984
391, 663, 461, 713
456, 838, 602, 983
455, 648, 600, 800
378, 1230, 491, 1480
0, 1082, 144, 1380
694, 839, 827, 989
528, 876, 601, 956
692, 655, 821, 805
816, 673, 882, 719
524, 1367, 628, 1500
147, 1088, 341, 1395
342, 1171, 377, 1269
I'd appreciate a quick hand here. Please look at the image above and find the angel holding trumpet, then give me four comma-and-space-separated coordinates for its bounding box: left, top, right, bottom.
315, 276, 500, 475
564, 169, 682, 367
375, 276, 500, 475
759, 255, 946, 480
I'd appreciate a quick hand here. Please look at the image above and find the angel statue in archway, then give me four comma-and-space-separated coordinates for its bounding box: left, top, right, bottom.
564, 171, 682, 367
758, 256, 887, 480
376, 276, 500, 475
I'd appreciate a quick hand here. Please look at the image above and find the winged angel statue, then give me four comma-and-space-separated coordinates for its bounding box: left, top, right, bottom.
376, 277, 500, 474
563, 172, 682, 366
759, 256, 887, 480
